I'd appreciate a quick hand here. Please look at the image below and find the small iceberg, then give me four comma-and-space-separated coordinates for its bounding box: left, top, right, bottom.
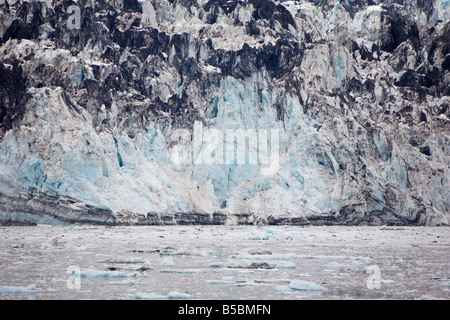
73, 268, 131, 278
439, 281, 450, 291
135, 292, 167, 300
205, 280, 236, 285
289, 279, 324, 291
168, 291, 191, 299
0, 284, 42, 293
135, 291, 191, 300
247, 228, 297, 240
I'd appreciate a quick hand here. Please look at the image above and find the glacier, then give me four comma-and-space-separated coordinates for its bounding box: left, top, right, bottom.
0, 0, 449, 226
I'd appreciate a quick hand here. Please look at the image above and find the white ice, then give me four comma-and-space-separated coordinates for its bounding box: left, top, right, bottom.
289, 279, 324, 291
0, 284, 41, 293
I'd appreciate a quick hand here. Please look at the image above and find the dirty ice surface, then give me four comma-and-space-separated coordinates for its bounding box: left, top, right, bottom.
0, 226, 449, 300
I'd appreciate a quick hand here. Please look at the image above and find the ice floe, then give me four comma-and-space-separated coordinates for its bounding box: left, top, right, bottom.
289, 279, 324, 291
0, 284, 42, 293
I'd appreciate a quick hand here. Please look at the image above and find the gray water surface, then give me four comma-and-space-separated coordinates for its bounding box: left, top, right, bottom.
1, 225, 449, 300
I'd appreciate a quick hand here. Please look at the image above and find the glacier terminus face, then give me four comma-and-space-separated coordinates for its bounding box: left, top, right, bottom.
0, 0, 449, 226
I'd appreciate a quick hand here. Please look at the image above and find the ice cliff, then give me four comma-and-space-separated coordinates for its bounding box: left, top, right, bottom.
0, 0, 449, 226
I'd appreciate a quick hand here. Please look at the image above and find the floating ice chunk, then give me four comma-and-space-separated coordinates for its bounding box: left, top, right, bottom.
234, 252, 297, 260
289, 280, 324, 291
160, 258, 175, 267
108, 280, 135, 286
266, 228, 296, 240
19, 256, 36, 261
203, 249, 215, 255
205, 280, 236, 285
322, 269, 339, 273
327, 261, 346, 268
161, 245, 214, 256
135, 292, 167, 300
102, 257, 149, 264
269, 261, 296, 269
419, 295, 442, 300
439, 282, 450, 291
247, 230, 272, 240
274, 285, 293, 292
246, 228, 297, 240
381, 279, 395, 284
73, 268, 130, 278
275, 284, 323, 297
220, 260, 263, 269
247, 249, 273, 255
304, 255, 370, 261
168, 291, 191, 299
209, 258, 295, 269
161, 268, 207, 274
208, 261, 224, 268
0, 284, 41, 293
328, 262, 340, 267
